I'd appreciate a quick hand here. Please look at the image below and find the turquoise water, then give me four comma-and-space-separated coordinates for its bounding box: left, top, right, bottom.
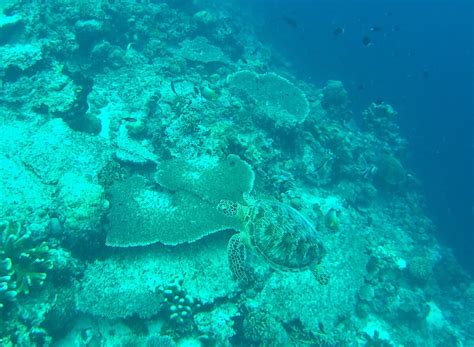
0, 1, 472, 346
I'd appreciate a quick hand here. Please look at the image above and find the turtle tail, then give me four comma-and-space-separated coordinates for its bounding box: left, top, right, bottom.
227, 233, 248, 282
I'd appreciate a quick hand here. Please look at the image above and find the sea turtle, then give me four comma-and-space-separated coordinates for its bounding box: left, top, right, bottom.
217, 198, 329, 285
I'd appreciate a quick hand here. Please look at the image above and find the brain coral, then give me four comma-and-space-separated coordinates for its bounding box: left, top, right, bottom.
227, 70, 310, 127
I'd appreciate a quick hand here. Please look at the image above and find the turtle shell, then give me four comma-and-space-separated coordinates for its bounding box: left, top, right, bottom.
246, 201, 325, 271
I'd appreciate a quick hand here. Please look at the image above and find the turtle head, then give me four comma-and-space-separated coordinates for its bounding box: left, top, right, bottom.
217, 200, 240, 217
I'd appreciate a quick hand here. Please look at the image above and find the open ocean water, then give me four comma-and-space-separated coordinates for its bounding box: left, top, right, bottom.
0, 0, 472, 346
246, 0, 474, 274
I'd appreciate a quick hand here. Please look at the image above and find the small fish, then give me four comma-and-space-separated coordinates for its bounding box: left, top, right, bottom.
122, 117, 138, 122
281, 15, 298, 28
362, 36, 372, 46
374, 99, 384, 105
193, 86, 200, 95
357, 84, 365, 91
370, 26, 382, 32
325, 208, 340, 231
333, 27, 345, 36
170, 80, 178, 95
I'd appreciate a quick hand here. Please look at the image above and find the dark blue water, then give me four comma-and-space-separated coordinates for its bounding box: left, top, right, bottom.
244, 0, 473, 273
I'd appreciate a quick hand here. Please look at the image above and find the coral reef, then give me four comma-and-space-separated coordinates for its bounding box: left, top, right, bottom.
319, 80, 352, 120
228, 70, 310, 128
76, 232, 236, 319
194, 303, 239, 345
0, 220, 64, 346
57, 173, 106, 238
243, 308, 290, 345
0, 0, 471, 345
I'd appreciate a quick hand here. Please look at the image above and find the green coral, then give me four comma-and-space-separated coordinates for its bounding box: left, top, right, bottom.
0, 221, 53, 309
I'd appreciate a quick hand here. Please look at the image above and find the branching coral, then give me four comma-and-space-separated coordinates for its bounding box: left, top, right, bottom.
0, 221, 53, 309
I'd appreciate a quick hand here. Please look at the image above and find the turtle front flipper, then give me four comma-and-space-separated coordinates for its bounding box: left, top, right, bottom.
310, 264, 330, 285
227, 233, 248, 282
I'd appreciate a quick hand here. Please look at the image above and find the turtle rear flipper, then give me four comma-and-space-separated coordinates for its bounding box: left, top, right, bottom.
227, 234, 248, 282
311, 264, 330, 285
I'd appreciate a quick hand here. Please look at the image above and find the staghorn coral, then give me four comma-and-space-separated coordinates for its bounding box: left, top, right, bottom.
227, 70, 310, 128
0, 221, 53, 309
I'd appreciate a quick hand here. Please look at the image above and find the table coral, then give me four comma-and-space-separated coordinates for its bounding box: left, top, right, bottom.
227, 70, 310, 128
106, 155, 254, 246
106, 176, 241, 247
179, 36, 229, 64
